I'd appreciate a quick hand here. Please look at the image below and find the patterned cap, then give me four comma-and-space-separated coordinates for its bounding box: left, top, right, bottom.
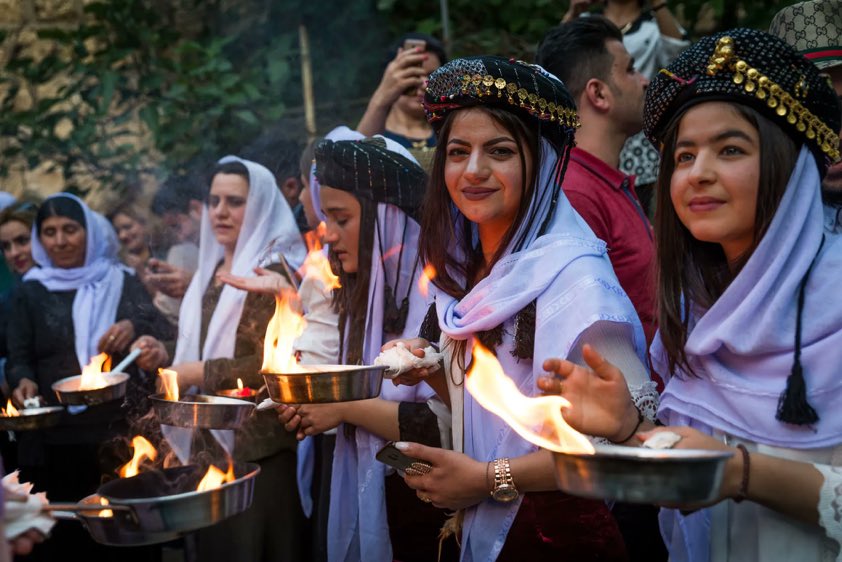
644, 28, 841, 171
423, 55, 579, 148
769, 0, 842, 71
314, 137, 427, 220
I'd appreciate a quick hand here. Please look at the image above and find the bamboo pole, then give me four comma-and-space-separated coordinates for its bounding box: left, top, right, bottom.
299, 24, 317, 140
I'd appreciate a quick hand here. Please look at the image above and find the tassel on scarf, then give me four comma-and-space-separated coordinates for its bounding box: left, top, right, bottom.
776, 361, 819, 425
438, 510, 463, 562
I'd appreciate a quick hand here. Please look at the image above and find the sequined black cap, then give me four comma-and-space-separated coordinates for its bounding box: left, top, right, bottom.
645, 28, 841, 172
423, 55, 579, 149
314, 137, 427, 220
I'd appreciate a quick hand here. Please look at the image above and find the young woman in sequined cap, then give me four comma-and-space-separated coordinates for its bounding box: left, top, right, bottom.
388, 55, 654, 560
540, 27, 842, 561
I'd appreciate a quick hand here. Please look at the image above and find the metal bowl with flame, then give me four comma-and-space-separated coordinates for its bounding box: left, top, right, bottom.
51, 373, 130, 406
262, 364, 386, 404
553, 444, 733, 504
54, 462, 260, 546
149, 393, 254, 429
0, 406, 64, 431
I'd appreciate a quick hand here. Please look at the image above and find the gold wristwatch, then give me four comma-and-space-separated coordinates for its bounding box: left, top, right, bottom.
490, 457, 519, 503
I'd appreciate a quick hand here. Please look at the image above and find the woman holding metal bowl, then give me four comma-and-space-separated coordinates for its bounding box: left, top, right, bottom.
540, 28, 842, 561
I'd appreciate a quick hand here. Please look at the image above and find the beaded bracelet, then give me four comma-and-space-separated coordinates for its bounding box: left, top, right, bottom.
733, 444, 750, 503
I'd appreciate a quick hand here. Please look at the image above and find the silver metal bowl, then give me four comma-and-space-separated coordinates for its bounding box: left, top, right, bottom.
0, 406, 64, 431
553, 444, 733, 504
51, 373, 130, 406
262, 364, 386, 404
215, 387, 260, 403
149, 393, 254, 429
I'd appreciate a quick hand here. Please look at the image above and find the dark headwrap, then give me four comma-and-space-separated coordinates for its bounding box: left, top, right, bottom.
314, 137, 427, 221
644, 27, 841, 175
36, 195, 86, 234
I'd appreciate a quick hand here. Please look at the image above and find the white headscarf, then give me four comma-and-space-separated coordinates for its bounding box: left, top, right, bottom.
25, 193, 129, 369
173, 155, 306, 364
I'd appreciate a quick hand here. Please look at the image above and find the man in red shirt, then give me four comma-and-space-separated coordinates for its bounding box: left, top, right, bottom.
537, 16, 657, 346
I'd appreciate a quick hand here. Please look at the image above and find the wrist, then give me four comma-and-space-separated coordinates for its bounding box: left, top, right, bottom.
729, 444, 751, 502
650, 2, 668, 13
610, 403, 644, 444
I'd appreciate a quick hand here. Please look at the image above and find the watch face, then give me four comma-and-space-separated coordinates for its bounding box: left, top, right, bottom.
492, 485, 519, 503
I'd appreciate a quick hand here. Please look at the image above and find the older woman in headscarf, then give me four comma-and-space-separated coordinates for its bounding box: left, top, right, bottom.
6, 193, 172, 561
134, 156, 308, 562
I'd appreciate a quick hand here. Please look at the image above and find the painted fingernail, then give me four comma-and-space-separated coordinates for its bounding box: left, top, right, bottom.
394, 441, 410, 451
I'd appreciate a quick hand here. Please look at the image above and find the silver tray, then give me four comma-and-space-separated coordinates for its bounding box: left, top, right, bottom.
52, 373, 130, 406
262, 364, 386, 404
149, 393, 254, 429
553, 444, 732, 504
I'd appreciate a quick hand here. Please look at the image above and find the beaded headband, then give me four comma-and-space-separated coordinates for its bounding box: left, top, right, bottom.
645, 28, 841, 171
424, 56, 579, 148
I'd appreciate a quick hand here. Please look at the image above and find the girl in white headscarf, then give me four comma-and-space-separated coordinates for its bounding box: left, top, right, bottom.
134, 156, 308, 562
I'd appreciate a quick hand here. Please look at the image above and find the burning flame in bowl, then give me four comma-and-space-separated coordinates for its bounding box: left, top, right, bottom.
119, 435, 158, 478
2, 399, 20, 417
79, 352, 112, 390
465, 342, 594, 455
419, 264, 436, 298
262, 291, 307, 374
158, 368, 179, 402
196, 461, 236, 492
300, 222, 341, 291
98, 497, 113, 518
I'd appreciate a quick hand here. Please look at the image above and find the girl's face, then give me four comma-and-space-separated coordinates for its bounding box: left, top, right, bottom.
320, 186, 361, 274
208, 172, 249, 251
670, 102, 761, 263
0, 219, 34, 274
111, 212, 147, 254
444, 108, 531, 253
39, 216, 87, 269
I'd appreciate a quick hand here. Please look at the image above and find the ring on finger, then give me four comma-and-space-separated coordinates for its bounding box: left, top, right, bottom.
417, 492, 432, 503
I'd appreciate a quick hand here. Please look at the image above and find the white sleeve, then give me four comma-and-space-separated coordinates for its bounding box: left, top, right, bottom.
568, 320, 659, 421
813, 463, 842, 560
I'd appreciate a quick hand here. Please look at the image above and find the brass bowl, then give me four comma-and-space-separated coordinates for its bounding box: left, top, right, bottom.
215, 387, 259, 402
0, 406, 64, 431
262, 364, 386, 404
52, 373, 130, 406
553, 444, 732, 504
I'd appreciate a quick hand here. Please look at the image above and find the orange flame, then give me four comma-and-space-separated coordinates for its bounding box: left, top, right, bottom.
237, 378, 244, 391
196, 461, 236, 492
261, 291, 307, 373
98, 497, 113, 518
465, 342, 595, 454
419, 264, 436, 298
118, 435, 158, 478
2, 399, 20, 417
79, 352, 112, 390
158, 368, 179, 402
300, 222, 341, 291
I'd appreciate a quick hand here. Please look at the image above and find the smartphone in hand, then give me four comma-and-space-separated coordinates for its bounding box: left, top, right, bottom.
376, 441, 431, 473
401, 38, 426, 95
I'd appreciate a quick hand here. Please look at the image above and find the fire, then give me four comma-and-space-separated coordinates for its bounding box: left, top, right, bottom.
158, 368, 179, 402
419, 264, 436, 298
98, 497, 113, 518
261, 291, 307, 373
300, 222, 341, 291
2, 399, 20, 417
465, 342, 595, 454
118, 435, 158, 478
237, 378, 244, 391
79, 352, 112, 390
196, 461, 236, 492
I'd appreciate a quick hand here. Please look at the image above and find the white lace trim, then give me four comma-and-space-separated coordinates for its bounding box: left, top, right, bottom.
589, 380, 660, 445
814, 464, 842, 561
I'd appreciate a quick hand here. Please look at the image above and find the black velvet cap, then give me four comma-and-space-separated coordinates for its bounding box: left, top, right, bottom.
423, 55, 579, 149
314, 137, 427, 220
644, 28, 841, 173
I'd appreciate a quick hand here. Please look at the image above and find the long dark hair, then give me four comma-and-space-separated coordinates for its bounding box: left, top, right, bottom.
419, 106, 540, 299
333, 195, 377, 365
656, 103, 799, 377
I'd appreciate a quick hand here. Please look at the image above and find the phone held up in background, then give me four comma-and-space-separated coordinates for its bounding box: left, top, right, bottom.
402, 38, 426, 95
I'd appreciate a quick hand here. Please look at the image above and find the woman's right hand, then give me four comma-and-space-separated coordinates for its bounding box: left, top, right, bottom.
537, 344, 639, 443
371, 47, 429, 108
216, 267, 293, 296
277, 404, 304, 438
11, 379, 38, 408
131, 335, 169, 372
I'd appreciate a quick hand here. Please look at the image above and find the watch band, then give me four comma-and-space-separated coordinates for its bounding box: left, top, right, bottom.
491, 457, 518, 502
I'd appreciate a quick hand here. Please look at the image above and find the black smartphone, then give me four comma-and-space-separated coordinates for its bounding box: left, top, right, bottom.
376, 441, 430, 472
402, 39, 426, 95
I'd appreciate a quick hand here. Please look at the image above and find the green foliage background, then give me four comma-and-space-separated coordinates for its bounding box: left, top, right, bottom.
0, 0, 799, 195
